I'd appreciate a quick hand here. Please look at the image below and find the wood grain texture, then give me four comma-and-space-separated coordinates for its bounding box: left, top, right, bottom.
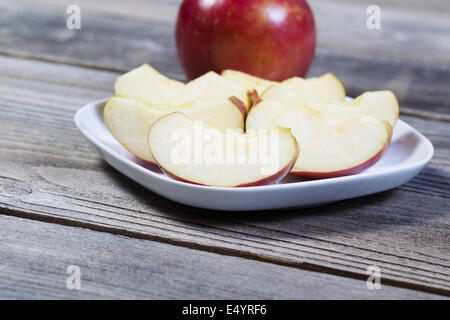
0, 56, 448, 296
3, 214, 445, 299
4, 0, 450, 65
0, 1, 449, 115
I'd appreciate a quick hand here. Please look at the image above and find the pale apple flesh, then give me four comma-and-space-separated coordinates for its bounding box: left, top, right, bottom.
148, 113, 299, 187
246, 100, 393, 178
222, 71, 345, 110
292, 140, 391, 179
115, 64, 184, 106
261, 73, 346, 107
221, 69, 275, 98
263, 85, 398, 127
182, 71, 249, 108
114, 64, 249, 110
104, 96, 245, 164
340, 91, 399, 127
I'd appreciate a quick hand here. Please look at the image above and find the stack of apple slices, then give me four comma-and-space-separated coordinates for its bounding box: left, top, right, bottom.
104, 96, 245, 163
104, 64, 399, 187
105, 65, 249, 163
246, 100, 394, 178
249, 79, 399, 178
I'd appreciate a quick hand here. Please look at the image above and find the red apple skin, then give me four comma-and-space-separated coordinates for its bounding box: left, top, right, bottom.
176, 0, 316, 81
247, 90, 262, 108
291, 135, 392, 179
160, 169, 207, 187
238, 142, 299, 187
134, 157, 162, 172
228, 96, 248, 119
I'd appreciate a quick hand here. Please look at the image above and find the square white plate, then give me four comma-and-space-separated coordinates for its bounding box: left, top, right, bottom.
74, 98, 434, 211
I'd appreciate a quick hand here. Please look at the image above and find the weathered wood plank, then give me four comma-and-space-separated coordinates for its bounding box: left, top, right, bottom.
312, 0, 450, 66
5, 0, 450, 66
0, 1, 180, 74
0, 56, 448, 295
0, 1, 449, 115
6, 215, 443, 299
335, 0, 450, 14
1, 0, 181, 25
309, 48, 450, 115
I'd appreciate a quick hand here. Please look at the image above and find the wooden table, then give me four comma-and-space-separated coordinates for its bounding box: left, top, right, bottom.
0, 0, 448, 299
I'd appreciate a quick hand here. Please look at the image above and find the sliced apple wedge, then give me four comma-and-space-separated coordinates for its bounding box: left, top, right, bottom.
222, 71, 345, 109
181, 71, 249, 108
148, 113, 299, 187
114, 64, 249, 110
263, 86, 398, 127
262, 73, 346, 107
339, 91, 399, 127
221, 70, 274, 108
221, 69, 275, 95
115, 64, 184, 106
104, 96, 245, 163
246, 100, 393, 178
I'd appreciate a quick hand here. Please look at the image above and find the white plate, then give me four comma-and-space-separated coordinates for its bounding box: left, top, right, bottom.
74, 98, 434, 211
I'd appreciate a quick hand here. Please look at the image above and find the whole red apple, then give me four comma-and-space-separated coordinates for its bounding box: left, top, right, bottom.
175, 0, 316, 81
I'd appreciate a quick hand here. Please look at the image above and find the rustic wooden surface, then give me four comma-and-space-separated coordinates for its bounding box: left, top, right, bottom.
0, 0, 449, 299
3, 214, 444, 299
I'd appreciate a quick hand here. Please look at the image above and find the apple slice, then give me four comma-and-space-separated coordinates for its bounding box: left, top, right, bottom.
262, 73, 346, 107
104, 96, 245, 164
246, 100, 393, 178
340, 91, 399, 127
181, 71, 249, 108
222, 71, 345, 109
114, 64, 249, 110
148, 112, 299, 187
263, 85, 398, 127
115, 64, 184, 106
221, 69, 275, 108
221, 69, 275, 95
